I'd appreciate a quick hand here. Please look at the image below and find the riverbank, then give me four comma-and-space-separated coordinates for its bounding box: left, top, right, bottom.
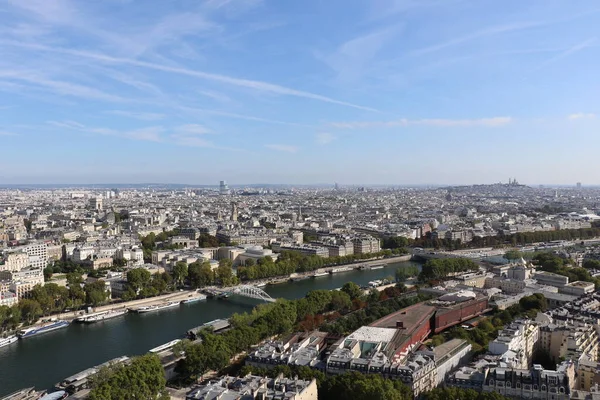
0, 260, 421, 395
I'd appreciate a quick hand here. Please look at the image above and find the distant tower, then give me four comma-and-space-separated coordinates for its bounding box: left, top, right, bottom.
577, 182, 582, 190
219, 180, 230, 195
298, 206, 303, 221
334, 182, 339, 190
231, 202, 239, 222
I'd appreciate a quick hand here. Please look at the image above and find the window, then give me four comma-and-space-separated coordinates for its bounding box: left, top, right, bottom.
534, 385, 538, 390
516, 383, 521, 389
541, 385, 546, 391
506, 382, 511, 388
559, 387, 565, 393
490, 379, 494, 386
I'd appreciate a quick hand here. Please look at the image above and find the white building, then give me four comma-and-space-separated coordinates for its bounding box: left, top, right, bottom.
0, 252, 29, 272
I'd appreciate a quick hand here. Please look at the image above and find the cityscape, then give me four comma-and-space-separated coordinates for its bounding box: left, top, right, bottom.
2, 181, 600, 400
2, 0, 600, 399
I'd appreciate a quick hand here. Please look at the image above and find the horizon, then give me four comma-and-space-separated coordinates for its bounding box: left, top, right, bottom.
1, 0, 599, 184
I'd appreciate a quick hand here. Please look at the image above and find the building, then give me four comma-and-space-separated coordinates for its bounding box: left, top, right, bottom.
178, 228, 200, 241
482, 362, 575, 400
488, 320, 539, 369
432, 339, 472, 386
534, 271, 569, 288
219, 180, 230, 195
73, 246, 95, 263
576, 354, 600, 392
246, 332, 327, 370
89, 197, 103, 211
0, 252, 29, 272
272, 243, 329, 258
352, 236, 381, 254
0, 291, 18, 307
231, 202, 239, 222
559, 281, 595, 296
186, 374, 318, 400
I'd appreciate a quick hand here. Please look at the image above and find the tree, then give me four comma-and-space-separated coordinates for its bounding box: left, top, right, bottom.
43, 266, 54, 281
189, 261, 214, 288
85, 281, 110, 306
126, 268, 151, 292
320, 372, 412, 400
88, 354, 168, 400
18, 299, 42, 324
341, 282, 363, 300
217, 259, 236, 286
173, 261, 189, 288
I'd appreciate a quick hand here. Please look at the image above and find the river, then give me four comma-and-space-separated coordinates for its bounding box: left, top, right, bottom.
0, 261, 420, 396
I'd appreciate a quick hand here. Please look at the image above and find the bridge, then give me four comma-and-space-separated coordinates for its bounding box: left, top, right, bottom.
205, 285, 276, 303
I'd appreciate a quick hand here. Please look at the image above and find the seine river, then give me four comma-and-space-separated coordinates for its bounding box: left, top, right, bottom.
0, 261, 420, 396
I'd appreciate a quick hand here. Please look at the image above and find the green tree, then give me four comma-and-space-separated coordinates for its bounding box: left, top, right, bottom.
126, 268, 151, 292
88, 354, 168, 400
18, 299, 42, 324
341, 282, 363, 300
84, 281, 110, 306
172, 261, 189, 288
217, 259, 236, 286
188, 261, 214, 288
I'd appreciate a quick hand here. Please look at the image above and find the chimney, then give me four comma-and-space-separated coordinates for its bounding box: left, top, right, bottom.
396, 321, 404, 329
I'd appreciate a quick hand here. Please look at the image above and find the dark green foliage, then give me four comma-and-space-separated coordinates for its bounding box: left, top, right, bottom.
423, 387, 511, 400
237, 250, 400, 281
395, 265, 419, 281
88, 354, 168, 400
534, 252, 600, 287
198, 233, 220, 248
419, 258, 479, 280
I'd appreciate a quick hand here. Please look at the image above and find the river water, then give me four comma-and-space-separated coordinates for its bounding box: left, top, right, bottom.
0, 261, 420, 396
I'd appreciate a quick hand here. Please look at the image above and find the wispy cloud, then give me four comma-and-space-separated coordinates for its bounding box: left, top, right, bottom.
48, 120, 162, 142
316, 132, 336, 145
174, 124, 213, 135
265, 144, 298, 153
410, 23, 540, 57
321, 25, 402, 82
0, 130, 18, 136
568, 113, 596, 120
329, 117, 512, 129
0, 41, 378, 112
176, 105, 313, 127
0, 70, 128, 103
533, 38, 596, 72
107, 110, 165, 121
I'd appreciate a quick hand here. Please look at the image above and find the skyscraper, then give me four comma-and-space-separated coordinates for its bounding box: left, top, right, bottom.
577, 182, 582, 189
219, 180, 230, 195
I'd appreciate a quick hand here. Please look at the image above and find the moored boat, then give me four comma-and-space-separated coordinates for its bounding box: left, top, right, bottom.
75, 309, 128, 323
149, 339, 181, 353
0, 335, 18, 348
131, 301, 180, 313
312, 272, 329, 277
181, 294, 207, 304
18, 320, 70, 339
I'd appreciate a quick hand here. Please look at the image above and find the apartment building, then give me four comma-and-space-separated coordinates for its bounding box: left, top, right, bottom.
0, 252, 28, 272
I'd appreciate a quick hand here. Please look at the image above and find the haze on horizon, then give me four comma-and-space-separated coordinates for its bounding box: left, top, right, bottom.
0, 0, 599, 185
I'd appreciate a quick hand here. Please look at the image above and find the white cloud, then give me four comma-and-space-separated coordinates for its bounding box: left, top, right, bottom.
329, 117, 512, 129
48, 120, 163, 142
171, 135, 213, 148
568, 113, 596, 120
533, 38, 596, 72
175, 124, 212, 135
265, 144, 298, 153
107, 110, 165, 121
1, 41, 378, 112
0, 130, 18, 136
316, 132, 336, 144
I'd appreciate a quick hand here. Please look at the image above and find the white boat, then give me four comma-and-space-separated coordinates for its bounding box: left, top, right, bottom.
132, 301, 180, 313
371, 265, 384, 270
312, 272, 329, 277
0, 335, 18, 348
75, 309, 128, 323
18, 320, 70, 339
181, 294, 207, 304
330, 266, 353, 274
149, 339, 181, 353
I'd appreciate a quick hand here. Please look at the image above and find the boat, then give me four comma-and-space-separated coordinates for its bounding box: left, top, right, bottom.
330, 266, 353, 274
187, 319, 231, 339
18, 320, 70, 339
56, 356, 129, 392
181, 294, 207, 304
312, 272, 329, 278
255, 282, 267, 288
40, 391, 68, 399
371, 265, 385, 270
0, 335, 18, 348
290, 275, 309, 282
149, 339, 181, 353
75, 309, 128, 323
132, 301, 180, 313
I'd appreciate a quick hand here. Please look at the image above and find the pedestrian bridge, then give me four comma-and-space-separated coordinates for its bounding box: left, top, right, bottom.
207, 285, 276, 303
231, 285, 276, 303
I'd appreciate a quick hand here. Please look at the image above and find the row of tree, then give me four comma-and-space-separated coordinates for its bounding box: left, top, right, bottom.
236, 248, 408, 281
419, 258, 479, 280
410, 226, 600, 251
0, 274, 112, 331
533, 252, 600, 288
88, 354, 169, 400
175, 283, 412, 380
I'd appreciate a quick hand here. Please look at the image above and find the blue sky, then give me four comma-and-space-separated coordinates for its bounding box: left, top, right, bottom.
0, 0, 599, 185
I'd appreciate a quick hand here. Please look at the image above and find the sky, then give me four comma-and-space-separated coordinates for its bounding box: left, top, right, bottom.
0, 0, 599, 186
